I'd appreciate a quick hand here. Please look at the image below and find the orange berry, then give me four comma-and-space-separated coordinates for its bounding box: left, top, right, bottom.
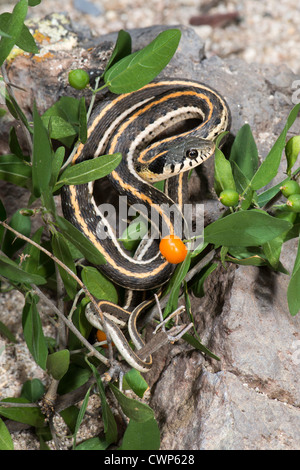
96, 329, 114, 348
159, 234, 188, 264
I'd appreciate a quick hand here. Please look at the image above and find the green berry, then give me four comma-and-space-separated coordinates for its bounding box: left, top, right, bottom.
219, 189, 239, 207
286, 194, 300, 212
280, 180, 300, 198
68, 69, 89, 90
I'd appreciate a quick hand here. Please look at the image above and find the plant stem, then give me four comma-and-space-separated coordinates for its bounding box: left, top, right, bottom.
0, 221, 103, 320
0, 220, 112, 365
32, 285, 110, 367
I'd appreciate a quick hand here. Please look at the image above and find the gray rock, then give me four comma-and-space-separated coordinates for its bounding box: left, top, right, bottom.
150, 241, 300, 450
73, 0, 103, 16
156, 368, 300, 450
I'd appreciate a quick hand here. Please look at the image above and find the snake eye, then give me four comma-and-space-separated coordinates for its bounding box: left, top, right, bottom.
186, 149, 199, 159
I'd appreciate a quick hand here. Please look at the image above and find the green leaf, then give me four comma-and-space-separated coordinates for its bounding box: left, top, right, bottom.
42, 115, 77, 142
163, 250, 192, 317
32, 102, 53, 197
103, 29, 132, 75
191, 262, 218, 298
72, 386, 91, 449
230, 161, 255, 210
0, 13, 38, 53
75, 436, 111, 450
14, 22, 39, 54
43, 96, 80, 122
78, 97, 87, 143
257, 177, 289, 207
56, 216, 106, 266
183, 332, 220, 360
1, 208, 31, 257
0, 320, 17, 343
120, 417, 160, 450
57, 363, 91, 395
214, 146, 236, 196
47, 349, 70, 380
60, 406, 80, 434
0, 199, 6, 245
229, 124, 258, 180
0, 397, 45, 427
22, 226, 44, 275
287, 236, 300, 316
262, 238, 284, 270
22, 294, 48, 369
104, 29, 181, 94
0, 0, 28, 67
123, 369, 149, 398
0, 255, 46, 285
21, 378, 45, 402
251, 104, 300, 190
43, 96, 83, 146
204, 210, 293, 247
109, 383, 154, 422
28, 0, 41, 6
9, 126, 24, 159
86, 359, 118, 445
229, 256, 268, 267
285, 136, 300, 175
261, 211, 293, 270
6, 92, 32, 131
52, 232, 78, 299
120, 219, 148, 251
81, 266, 118, 302
226, 252, 267, 267
67, 297, 92, 350
0, 417, 14, 450
0, 29, 12, 39
57, 153, 122, 186
0, 154, 31, 188
257, 168, 300, 208
51, 146, 65, 188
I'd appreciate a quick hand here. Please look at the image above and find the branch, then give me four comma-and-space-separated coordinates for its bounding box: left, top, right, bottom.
0, 220, 105, 323
0, 220, 112, 366
32, 285, 110, 367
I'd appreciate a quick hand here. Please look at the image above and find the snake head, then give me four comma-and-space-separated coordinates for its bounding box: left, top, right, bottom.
136, 137, 215, 182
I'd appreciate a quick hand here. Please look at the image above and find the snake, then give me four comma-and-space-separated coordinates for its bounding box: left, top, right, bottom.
61, 78, 231, 371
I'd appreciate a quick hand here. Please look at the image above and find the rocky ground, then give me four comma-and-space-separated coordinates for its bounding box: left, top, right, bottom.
1, 0, 300, 74
0, 0, 300, 451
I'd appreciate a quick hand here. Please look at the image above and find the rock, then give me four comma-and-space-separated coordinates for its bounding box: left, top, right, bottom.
1, 16, 300, 449
151, 241, 300, 449
73, 0, 103, 16
155, 367, 300, 450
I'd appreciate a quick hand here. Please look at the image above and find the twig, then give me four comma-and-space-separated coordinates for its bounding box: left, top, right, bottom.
68, 288, 85, 321
0, 220, 111, 366
32, 285, 110, 367
0, 220, 106, 325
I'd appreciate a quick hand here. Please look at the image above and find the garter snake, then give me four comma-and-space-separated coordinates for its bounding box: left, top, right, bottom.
61, 78, 231, 372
